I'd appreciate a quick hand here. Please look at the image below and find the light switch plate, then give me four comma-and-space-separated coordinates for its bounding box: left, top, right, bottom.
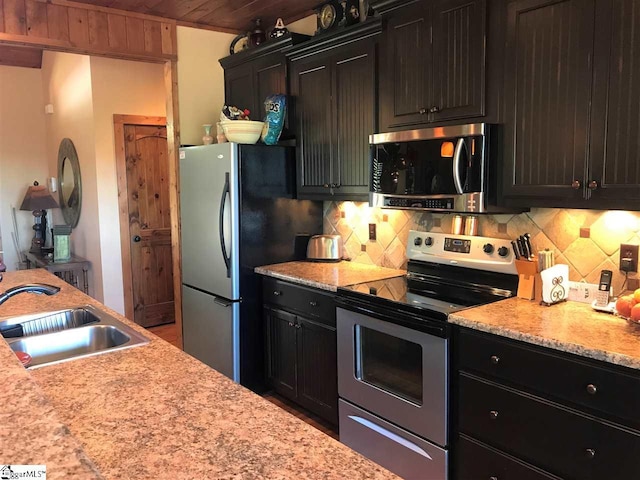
568, 281, 600, 304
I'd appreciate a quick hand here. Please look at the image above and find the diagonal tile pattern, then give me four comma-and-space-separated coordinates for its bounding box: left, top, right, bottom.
324, 202, 640, 290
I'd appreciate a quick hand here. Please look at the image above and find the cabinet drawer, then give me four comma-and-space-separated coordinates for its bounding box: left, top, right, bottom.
262, 277, 335, 326
459, 373, 640, 480
458, 328, 640, 427
456, 434, 560, 480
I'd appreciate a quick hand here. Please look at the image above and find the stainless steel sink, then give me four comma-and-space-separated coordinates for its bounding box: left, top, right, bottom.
1, 305, 148, 368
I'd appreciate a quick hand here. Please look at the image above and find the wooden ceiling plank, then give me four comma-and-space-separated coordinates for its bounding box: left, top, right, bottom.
107, 12, 126, 49
125, 15, 144, 52
68, 7, 89, 45
0, 0, 5, 32
148, 0, 212, 19
143, 19, 161, 54
47, 4, 70, 42
88, 9, 109, 47
4, 0, 27, 35
51, 0, 177, 25
25, 0, 47, 37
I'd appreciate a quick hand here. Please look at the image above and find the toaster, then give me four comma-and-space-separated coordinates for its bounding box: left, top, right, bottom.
306, 235, 343, 262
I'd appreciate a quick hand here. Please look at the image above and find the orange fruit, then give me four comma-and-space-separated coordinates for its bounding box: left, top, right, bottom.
631, 303, 640, 322
634, 288, 640, 303
616, 296, 634, 318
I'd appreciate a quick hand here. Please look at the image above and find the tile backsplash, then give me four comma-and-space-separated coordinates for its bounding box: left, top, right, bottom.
323, 202, 640, 294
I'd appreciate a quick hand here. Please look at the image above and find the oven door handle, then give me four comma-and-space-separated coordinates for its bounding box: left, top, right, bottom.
348, 415, 433, 460
453, 138, 466, 194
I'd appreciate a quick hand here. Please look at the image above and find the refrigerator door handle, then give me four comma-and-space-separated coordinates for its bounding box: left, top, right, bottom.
219, 172, 231, 278
213, 297, 232, 307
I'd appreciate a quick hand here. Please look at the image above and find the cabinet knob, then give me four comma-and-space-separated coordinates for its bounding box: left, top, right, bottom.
309, 301, 318, 307
323, 184, 330, 188
571, 180, 581, 189
586, 384, 597, 395
490, 355, 500, 365
489, 410, 499, 420
429, 106, 440, 113
419, 108, 427, 114
585, 448, 596, 459
273, 290, 281, 296
489, 477, 498, 480
295, 322, 301, 329
588, 180, 599, 190
288, 321, 294, 327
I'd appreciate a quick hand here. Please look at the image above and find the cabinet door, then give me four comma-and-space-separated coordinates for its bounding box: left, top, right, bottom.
296, 316, 338, 425
589, 0, 640, 204
225, 65, 257, 118
502, 0, 595, 202
290, 55, 334, 197
332, 42, 376, 199
378, 0, 432, 130
431, 0, 486, 121
264, 307, 298, 399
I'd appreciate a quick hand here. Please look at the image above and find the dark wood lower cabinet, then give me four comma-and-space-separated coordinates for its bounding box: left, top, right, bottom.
262, 278, 338, 425
454, 327, 640, 480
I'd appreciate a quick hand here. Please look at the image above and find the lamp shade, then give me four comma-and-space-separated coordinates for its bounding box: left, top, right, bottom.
20, 181, 59, 211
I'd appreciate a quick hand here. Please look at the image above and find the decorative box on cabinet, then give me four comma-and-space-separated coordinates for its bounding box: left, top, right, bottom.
287, 20, 381, 201
502, 0, 640, 209
375, 0, 487, 131
219, 33, 309, 140
453, 327, 640, 480
262, 277, 338, 425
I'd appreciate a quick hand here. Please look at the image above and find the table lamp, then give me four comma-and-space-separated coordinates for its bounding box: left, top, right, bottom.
20, 181, 59, 254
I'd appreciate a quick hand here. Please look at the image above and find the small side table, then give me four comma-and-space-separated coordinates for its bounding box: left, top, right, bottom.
24, 252, 90, 294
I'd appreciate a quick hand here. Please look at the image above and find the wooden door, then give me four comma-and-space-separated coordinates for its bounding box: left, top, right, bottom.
502, 0, 595, 203
378, 0, 432, 130
122, 123, 174, 327
332, 41, 376, 200
290, 53, 334, 198
588, 0, 640, 205
296, 316, 338, 425
264, 307, 298, 399
431, 0, 486, 122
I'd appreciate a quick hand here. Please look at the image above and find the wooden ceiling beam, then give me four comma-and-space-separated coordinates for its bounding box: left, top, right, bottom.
0, 45, 43, 68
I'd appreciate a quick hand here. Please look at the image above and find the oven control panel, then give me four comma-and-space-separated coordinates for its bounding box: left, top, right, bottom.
444, 238, 471, 253
407, 231, 517, 275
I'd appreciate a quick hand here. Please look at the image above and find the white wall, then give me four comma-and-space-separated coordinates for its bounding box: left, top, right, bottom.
90, 57, 166, 313
0, 66, 49, 271
41, 52, 102, 299
177, 26, 235, 146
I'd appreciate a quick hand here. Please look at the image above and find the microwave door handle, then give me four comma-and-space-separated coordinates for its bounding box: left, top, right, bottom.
347, 415, 433, 460
453, 138, 466, 194
219, 172, 231, 278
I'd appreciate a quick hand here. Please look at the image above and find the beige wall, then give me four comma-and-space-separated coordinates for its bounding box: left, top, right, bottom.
0, 66, 49, 271
177, 26, 235, 146
288, 15, 317, 35
41, 52, 102, 300
90, 57, 166, 313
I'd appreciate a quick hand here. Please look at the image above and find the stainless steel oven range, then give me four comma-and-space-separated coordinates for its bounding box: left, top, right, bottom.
336, 231, 519, 479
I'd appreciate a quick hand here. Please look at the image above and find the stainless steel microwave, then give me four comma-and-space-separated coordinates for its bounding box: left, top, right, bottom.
370, 123, 503, 213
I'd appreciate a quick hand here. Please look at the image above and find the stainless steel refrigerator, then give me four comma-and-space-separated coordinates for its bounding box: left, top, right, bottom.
179, 143, 322, 390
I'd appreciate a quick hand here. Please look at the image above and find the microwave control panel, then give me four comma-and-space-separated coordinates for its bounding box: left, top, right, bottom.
444, 238, 472, 254
384, 197, 455, 210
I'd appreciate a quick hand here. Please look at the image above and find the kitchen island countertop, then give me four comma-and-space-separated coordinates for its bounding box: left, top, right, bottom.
1, 269, 397, 479
255, 261, 405, 291
449, 297, 640, 370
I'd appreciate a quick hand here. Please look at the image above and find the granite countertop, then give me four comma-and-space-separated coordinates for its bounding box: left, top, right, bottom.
449, 297, 640, 370
255, 261, 406, 291
1, 270, 398, 479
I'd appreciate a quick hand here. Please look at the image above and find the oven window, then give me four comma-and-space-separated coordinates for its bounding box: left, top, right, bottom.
357, 326, 423, 405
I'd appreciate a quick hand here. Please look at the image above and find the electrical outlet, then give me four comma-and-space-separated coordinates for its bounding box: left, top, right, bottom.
620, 244, 639, 273
369, 223, 377, 241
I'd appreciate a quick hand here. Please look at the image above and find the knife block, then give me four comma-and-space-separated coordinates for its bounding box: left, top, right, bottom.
516, 259, 542, 301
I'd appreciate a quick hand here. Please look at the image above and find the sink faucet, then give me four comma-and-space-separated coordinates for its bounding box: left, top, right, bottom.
0, 284, 61, 305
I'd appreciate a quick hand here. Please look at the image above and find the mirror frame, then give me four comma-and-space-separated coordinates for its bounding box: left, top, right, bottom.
57, 138, 82, 228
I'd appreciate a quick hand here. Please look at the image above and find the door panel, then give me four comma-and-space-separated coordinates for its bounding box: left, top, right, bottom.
297, 316, 338, 424
589, 0, 640, 202
124, 124, 174, 327
264, 307, 298, 398
292, 57, 333, 196
182, 285, 239, 381
503, 0, 594, 200
180, 144, 240, 301
333, 44, 376, 196
379, 1, 431, 129
225, 66, 256, 117
432, 0, 486, 121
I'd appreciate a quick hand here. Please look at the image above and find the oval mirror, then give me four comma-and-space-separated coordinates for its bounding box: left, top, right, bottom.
57, 138, 82, 228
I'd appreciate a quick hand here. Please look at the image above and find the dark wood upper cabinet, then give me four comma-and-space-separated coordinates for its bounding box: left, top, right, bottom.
288, 21, 380, 201
589, 0, 640, 205
219, 33, 309, 138
377, 0, 486, 131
